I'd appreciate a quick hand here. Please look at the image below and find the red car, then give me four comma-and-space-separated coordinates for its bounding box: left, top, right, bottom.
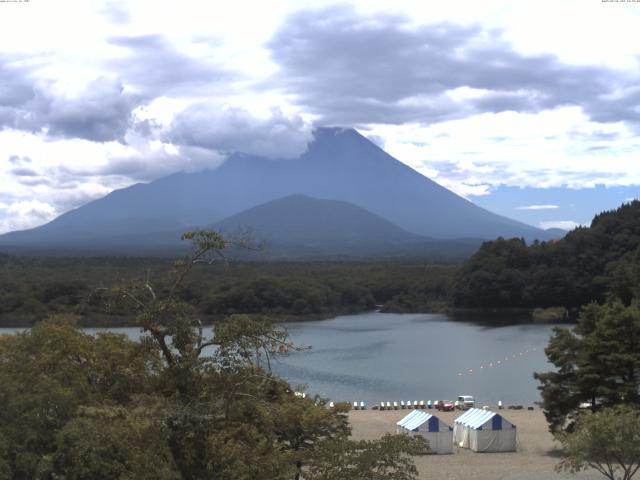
436, 400, 454, 411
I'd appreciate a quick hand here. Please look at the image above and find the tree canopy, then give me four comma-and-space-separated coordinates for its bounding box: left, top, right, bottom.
535, 299, 640, 432
0, 253, 454, 327
556, 406, 640, 480
452, 201, 640, 310
0, 231, 428, 480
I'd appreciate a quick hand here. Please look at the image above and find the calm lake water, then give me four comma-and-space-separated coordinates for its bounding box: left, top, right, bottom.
272, 312, 559, 405
0, 312, 560, 405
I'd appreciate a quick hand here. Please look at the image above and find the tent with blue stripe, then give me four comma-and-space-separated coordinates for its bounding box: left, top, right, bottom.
396, 410, 453, 454
453, 408, 517, 452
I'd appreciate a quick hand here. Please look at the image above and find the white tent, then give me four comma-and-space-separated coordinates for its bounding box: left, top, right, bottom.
396, 410, 453, 454
453, 408, 516, 452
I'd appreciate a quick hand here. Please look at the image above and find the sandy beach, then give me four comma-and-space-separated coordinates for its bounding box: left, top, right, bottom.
349, 407, 601, 480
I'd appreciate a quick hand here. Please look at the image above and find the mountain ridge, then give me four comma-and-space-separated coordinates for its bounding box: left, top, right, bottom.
0, 127, 561, 255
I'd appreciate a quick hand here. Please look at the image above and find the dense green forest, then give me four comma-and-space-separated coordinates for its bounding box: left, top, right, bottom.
452, 201, 640, 312
0, 256, 454, 326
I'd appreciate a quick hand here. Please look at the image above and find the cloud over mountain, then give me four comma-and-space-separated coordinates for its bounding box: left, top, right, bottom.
166, 105, 313, 159
268, 5, 638, 127
0, 1, 639, 233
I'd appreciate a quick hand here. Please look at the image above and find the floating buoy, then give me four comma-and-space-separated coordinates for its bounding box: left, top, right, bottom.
453, 345, 542, 379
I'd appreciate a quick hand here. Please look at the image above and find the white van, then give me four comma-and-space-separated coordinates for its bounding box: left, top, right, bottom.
457, 395, 475, 410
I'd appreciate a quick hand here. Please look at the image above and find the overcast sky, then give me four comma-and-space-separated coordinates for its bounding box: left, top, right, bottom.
0, 0, 639, 233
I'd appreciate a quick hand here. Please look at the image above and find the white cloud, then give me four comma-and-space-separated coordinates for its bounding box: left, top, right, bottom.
539, 220, 583, 231
0, 199, 56, 233
516, 204, 559, 210
436, 180, 492, 199
367, 108, 640, 195
0, 0, 639, 233
166, 105, 313, 159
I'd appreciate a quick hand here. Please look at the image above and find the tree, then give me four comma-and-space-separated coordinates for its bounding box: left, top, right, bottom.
609, 246, 640, 306
108, 230, 425, 479
103, 231, 287, 479
556, 406, 640, 480
271, 396, 350, 480
51, 407, 178, 480
305, 433, 429, 480
535, 299, 640, 432
0, 315, 160, 479
0, 230, 429, 479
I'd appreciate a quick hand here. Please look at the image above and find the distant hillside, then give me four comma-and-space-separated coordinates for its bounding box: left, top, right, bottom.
214, 194, 419, 243
0, 194, 481, 260
542, 228, 567, 238
452, 200, 640, 310
0, 127, 557, 255
212, 194, 480, 260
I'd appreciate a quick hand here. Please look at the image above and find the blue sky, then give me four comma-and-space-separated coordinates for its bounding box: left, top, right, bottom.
0, 0, 639, 233
469, 185, 638, 230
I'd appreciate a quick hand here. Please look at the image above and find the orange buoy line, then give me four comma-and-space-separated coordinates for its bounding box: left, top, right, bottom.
456, 347, 539, 377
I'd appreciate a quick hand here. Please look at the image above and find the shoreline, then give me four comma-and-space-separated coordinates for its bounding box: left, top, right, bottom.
0, 306, 574, 328
0, 310, 361, 328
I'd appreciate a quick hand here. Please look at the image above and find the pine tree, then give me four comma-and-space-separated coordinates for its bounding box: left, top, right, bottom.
535, 299, 640, 432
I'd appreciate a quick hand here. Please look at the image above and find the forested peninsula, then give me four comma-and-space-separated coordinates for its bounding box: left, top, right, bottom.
451, 200, 640, 313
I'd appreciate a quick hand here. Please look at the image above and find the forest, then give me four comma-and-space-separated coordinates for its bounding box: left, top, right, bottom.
1, 200, 639, 327
0, 256, 454, 326
451, 201, 640, 312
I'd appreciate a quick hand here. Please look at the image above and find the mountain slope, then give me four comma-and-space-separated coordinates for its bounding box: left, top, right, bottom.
212, 194, 481, 260
0, 127, 555, 250
213, 194, 419, 243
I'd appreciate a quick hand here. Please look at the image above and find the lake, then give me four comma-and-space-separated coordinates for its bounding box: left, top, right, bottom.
272, 312, 558, 405
0, 312, 560, 405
